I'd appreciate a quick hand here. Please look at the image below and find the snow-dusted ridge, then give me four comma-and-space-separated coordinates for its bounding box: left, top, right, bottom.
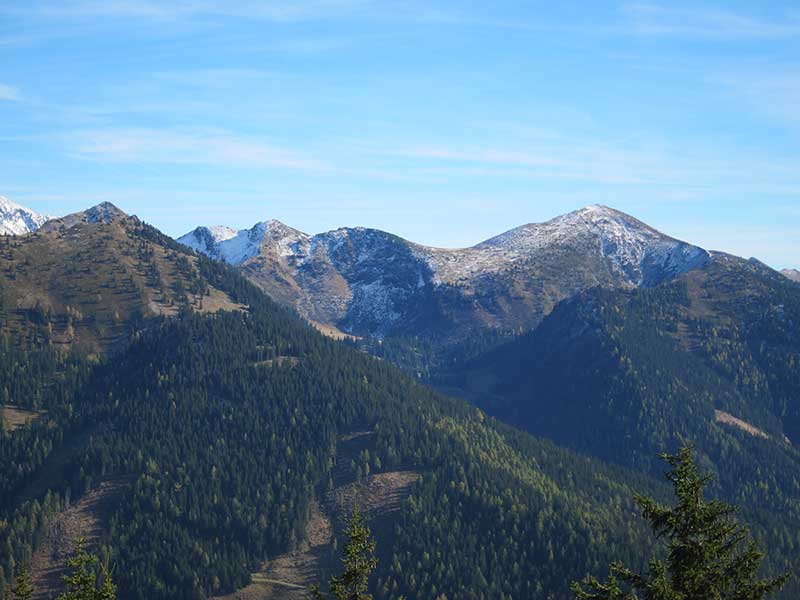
405, 204, 710, 287
0, 196, 52, 235
180, 204, 710, 275
177, 205, 714, 337
177, 220, 310, 265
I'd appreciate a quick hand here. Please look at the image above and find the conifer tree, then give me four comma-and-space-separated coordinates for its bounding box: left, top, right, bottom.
56, 539, 116, 600
572, 445, 790, 600
97, 562, 116, 600
10, 565, 34, 600
311, 507, 377, 600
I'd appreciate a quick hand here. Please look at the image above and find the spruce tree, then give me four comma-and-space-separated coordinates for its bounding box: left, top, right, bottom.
97, 561, 116, 600
56, 539, 116, 600
572, 445, 790, 600
10, 565, 34, 600
311, 507, 377, 600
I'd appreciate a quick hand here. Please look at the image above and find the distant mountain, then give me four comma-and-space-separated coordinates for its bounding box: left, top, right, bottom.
0, 196, 50, 235
178, 223, 266, 264
783, 268, 800, 282
179, 205, 710, 343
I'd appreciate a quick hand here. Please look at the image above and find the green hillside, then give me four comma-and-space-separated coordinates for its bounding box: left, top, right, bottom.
451, 254, 800, 593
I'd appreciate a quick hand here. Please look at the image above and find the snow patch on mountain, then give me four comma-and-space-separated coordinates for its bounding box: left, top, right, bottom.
178, 220, 310, 264
782, 269, 800, 283
176, 226, 237, 260
465, 204, 710, 286
0, 196, 51, 235
409, 205, 709, 287
260, 219, 311, 259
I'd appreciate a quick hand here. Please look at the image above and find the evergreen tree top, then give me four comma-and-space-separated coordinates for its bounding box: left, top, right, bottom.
573, 445, 790, 600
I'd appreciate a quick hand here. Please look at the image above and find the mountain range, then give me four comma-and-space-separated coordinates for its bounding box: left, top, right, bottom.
1, 199, 791, 345
2, 196, 800, 599
177, 205, 711, 342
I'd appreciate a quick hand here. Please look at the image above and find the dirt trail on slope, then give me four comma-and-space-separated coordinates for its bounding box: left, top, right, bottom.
215, 431, 420, 600
29, 477, 131, 599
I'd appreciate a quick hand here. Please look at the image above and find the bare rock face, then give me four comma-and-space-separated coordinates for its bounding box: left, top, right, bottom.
783, 269, 800, 282
39, 202, 129, 232
178, 205, 710, 339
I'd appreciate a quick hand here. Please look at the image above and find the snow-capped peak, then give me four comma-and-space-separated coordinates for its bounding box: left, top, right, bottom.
206, 225, 239, 241
177, 225, 240, 261
178, 205, 718, 338
177, 219, 310, 264
0, 195, 51, 235
436, 204, 710, 287
478, 205, 660, 250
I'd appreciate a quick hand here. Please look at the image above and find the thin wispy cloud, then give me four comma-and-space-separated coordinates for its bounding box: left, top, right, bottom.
622, 3, 800, 39
368, 130, 800, 194
379, 140, 692, 186
67, 128, 328, 171
1, 1, 798, 267
4, 0, 373, 22
718, 71, 800, 125
11, 1, 797, 42
0, 84, 22, 101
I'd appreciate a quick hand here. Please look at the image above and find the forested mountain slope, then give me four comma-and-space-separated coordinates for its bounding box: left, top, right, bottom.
450, 253, 800, 590
0, 213, 690, 600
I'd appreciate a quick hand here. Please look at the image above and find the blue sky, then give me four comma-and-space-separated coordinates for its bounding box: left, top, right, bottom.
1, 1, 798, 268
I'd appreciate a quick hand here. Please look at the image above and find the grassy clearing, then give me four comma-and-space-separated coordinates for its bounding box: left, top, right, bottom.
1, 404, 46, 431
307, 319, 360, 341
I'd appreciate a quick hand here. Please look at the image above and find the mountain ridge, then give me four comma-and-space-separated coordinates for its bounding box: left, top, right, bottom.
177, 205, 712, 341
